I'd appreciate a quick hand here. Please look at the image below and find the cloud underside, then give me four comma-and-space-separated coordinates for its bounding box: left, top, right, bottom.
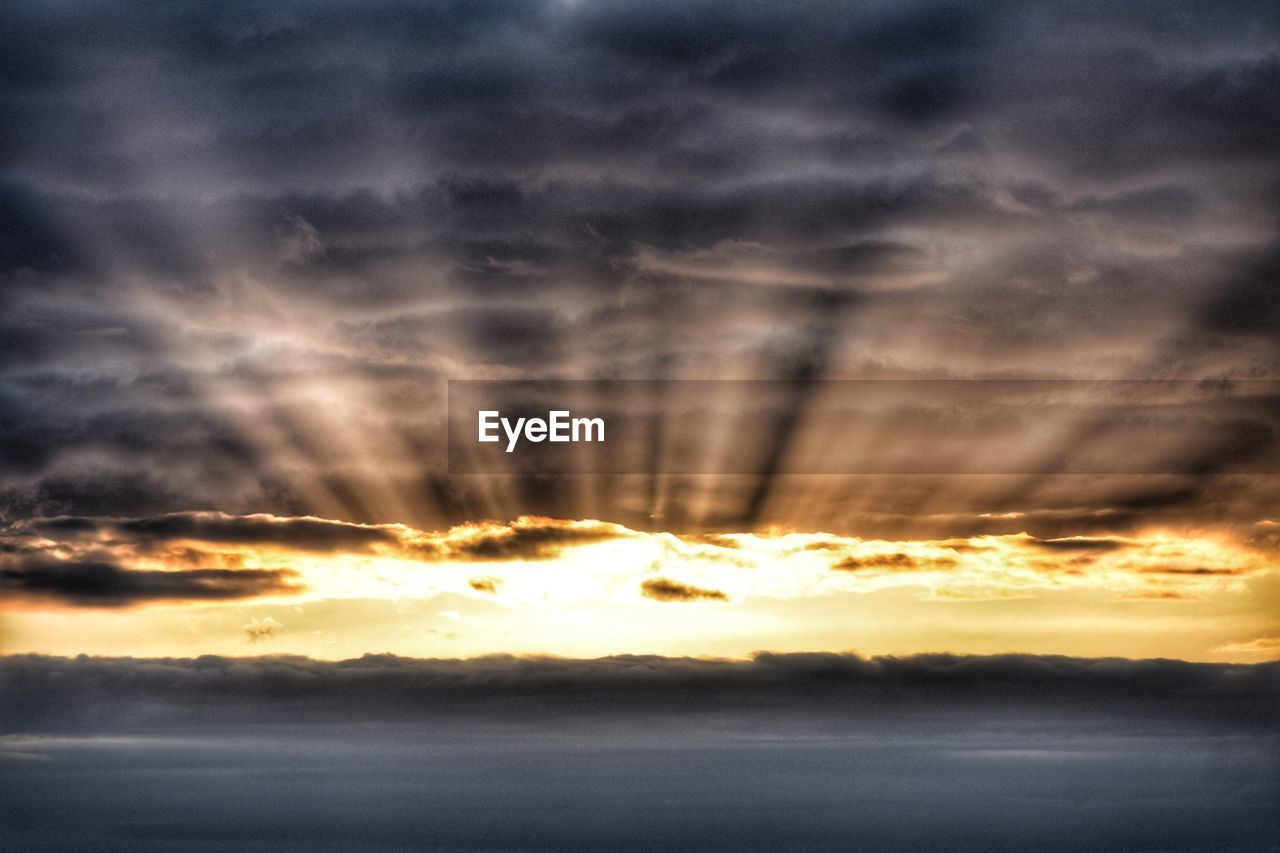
0, 560, 301, 607
0, 1, 1277, 536
0, 513, 633, 605
9, 511, 630, 557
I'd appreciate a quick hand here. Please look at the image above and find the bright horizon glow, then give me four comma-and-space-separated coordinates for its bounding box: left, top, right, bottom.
3, 513, 1276, 663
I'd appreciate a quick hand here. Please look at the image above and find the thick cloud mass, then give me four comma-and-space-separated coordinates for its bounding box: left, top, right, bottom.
1, 1, 1278, 533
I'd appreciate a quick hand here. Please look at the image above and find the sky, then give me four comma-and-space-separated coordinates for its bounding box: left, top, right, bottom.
4, 4, 1280, 851
2, 0, 1280, 662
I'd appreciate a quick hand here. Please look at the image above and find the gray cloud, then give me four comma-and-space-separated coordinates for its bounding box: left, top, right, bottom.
1, 0, 1277, 534
0, 559, 301, 607
1, 651, 1275, 731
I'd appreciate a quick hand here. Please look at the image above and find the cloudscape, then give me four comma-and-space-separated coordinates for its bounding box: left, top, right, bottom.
2, 1, 1279, 850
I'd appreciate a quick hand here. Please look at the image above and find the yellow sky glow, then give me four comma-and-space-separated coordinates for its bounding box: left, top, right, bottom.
3, 514, 1277, 662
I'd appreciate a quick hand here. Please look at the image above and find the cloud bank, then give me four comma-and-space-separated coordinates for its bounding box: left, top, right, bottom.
3, 651, 1276, 732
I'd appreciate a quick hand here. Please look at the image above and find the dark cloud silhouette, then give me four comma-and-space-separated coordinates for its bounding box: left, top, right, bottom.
1, 514, 638, 571
0, 559, 301, 607
640, 577, 728, 601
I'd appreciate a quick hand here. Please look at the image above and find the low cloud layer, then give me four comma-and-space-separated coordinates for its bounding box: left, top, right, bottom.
2, 651, 1276, 732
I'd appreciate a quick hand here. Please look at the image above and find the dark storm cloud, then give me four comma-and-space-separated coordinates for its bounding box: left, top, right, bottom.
640, 577, 728, 601
1, 0, 1278, 532
0, 558, 300, 607
1196, 248, 1280, 343
7, 1, 1274, 187
1, 652, 1276, 731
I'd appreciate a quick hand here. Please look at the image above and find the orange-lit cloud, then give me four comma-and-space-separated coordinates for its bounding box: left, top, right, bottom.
4, 512, 632, 565
3, 512, 1276, 662
1212, 636, 1280, 658
641, 577, 729, 602
2, 512, 1272, 609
